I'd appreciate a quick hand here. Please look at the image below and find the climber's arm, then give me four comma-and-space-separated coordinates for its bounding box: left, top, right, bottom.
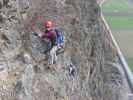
32, 26, 44, 37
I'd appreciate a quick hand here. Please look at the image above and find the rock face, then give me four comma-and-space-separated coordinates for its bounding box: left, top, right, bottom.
0, 0, 127, 100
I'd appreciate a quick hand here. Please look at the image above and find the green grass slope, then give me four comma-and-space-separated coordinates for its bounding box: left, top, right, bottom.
105, 16, 133, 29
102, 0, 133, 12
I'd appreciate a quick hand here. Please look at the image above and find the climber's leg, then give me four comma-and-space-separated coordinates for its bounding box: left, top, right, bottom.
48, 46, 57, 65
48, 47, 53, 65
53, 46, 58, 64
48, 50, 52, 65
50, 46, 57, 64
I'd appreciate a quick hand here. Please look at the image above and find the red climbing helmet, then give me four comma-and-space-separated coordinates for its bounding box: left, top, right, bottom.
43, 20, 53, 28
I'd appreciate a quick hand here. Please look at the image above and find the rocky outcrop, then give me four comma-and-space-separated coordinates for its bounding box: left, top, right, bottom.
0, 0, 127, 100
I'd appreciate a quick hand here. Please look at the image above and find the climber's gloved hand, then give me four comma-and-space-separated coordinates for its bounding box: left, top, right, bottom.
32, 32, 42, 38
32, 27, 43, 37
32, 32, 38, 36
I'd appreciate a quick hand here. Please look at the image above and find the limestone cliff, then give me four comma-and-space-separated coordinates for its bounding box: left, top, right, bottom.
0, 0, 127, 100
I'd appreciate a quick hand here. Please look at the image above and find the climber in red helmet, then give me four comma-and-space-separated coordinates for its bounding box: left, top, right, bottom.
32, 20, 58, 67
31, 18, 64, 68
41, 20, 58, 66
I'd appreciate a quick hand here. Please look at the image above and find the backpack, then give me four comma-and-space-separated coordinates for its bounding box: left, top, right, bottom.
54, 29, 64, 45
